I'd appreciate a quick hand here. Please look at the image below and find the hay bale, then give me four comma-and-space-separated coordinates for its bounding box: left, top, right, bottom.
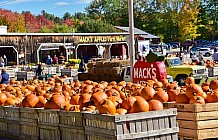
109, 67, 121, 75
87, 62, 95, 68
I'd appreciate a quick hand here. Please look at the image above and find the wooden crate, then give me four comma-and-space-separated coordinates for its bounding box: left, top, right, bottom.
59, 111, 85, 140
17, 71, 35, 81
39, 125, 60, 140
61, 69, 78, 77
20, 121, 39, 140
0, 106, 4, 119
83, 108, 178, 140
6, 68, 16, 78
38, 109, 59, 126
20, 108, 38, 123
5, 120, 20, 137
164, 102, 218, 139
60, 126, 85, 140
4, 106, 19, 121
0, 118, 7, 133
43, 67, 56, 75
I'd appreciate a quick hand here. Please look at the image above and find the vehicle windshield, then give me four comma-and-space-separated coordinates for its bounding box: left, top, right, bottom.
169, 58, 183, 66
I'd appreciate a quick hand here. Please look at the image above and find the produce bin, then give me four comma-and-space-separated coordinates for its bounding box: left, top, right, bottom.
61, 68, 78, 77
59, 111, 85, 140
208, 67, 218, 77
83, 108, 178, 140
164, 102, 218, 140
16, 71, 35, 81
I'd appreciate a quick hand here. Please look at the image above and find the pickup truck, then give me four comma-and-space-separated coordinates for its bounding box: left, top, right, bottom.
164, 57, 208, 85
121, 57, 207, 85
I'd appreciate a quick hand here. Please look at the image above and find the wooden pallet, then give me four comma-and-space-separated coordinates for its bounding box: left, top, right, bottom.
83, 108, 178, 140
164, 102, 218, 140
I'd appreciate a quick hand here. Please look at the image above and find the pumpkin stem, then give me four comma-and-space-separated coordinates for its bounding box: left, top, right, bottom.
102, 99, 107, 105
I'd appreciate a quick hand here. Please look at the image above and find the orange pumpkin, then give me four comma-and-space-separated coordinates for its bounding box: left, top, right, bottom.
209, 80, 218, 90
129, 96, 149, 113
98, 99, 116, 115
189, 96, 205, 104
22, 94, 39, 108
153, 90, 169, 103
176, 93, 190, 103
140, 84, 155, 101
148, 100, 163, 111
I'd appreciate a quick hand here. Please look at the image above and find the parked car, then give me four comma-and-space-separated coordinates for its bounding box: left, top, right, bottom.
197, 48, 214, 57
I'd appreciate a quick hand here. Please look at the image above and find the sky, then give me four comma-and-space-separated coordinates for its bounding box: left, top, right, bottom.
0, 0, 92, 17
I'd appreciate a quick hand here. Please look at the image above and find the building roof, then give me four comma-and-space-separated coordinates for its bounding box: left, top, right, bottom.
114, 26, 160, 39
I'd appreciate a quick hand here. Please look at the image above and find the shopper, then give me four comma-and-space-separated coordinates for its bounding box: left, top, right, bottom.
212, 49, 218, 62
46, 55, 53, 65
79, 59, 86, 73
0, 68, 9, 84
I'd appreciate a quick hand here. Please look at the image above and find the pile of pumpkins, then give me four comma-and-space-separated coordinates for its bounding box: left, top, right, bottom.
204, 60, 218, 68
0, 76, 217, 116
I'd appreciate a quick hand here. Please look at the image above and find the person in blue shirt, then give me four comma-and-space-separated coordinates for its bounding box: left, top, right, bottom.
46, 55, 53, 65
0, 68, 9, 84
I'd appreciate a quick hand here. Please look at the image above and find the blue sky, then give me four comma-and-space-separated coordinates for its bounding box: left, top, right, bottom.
0, 0, 92, 17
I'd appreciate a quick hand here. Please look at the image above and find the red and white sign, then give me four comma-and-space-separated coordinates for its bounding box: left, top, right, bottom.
133, 61, 167, 84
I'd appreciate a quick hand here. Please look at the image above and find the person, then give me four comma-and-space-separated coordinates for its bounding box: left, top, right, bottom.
0, 68, 9, 84
53, 55, 58, 65
0, 56, 5, 67
3, 55, 7, 66
46, 55, 53, 65
212, 49, 218, 62
191, 53, 198, 63
79, 59, 86, 73
198, 57, 204, 66
58, 53, 65, 64
198, 52, 203, 61
137, 52, 142, 60
35, 64, 43, 77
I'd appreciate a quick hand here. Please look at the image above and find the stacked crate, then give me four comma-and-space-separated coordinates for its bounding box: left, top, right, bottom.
83, 108, 178, 140
61, 68, 78, 77
59, 110, 85, 140
43, 67, 56, 75
17, 71, 35, 80
0, 106, 6, 136
38, 109, 60, 140
4, 106, 20, 138
208, 67, 218, 77
19, 108, 39, 140
164, 102, 218, 139
6, 68, 16, 78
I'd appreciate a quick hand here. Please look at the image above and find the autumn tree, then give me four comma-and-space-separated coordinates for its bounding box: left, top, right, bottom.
177, 0, 201, 42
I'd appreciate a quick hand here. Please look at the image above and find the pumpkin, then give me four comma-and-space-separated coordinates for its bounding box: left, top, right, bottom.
22, 94, 39, 108
176, 93, 190, 103
98, 99, 116, 115
140, 84, 156, 101
105, 89, 120, 98
70, 94, 81, 105
186, 77, 195, 85
79, 93, 91, 109
0, 93, 7, 105
44, 94, 66, 109
167, 89, 179, 102
148, 100, 163, 111
129, 96, 149, 113
205, 92, 218, 103
90, 91, 108, 107
108, 96, 122, 108
153, 90, 169, 103
4, 98, 17, 106
209, 80, 218, 90
189, 96, 205, 104
121, 96, 136, 111
36, 95, 47, 108
185, 84, 205, 99
116, 108, 127, 115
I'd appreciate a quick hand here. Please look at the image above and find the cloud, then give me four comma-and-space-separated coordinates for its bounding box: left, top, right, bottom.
0, 0, 47, 5
53, 2, 69, 6
73, 0, 92, 4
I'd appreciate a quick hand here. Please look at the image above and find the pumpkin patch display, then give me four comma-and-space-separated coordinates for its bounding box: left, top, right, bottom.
0, 75, 217, 117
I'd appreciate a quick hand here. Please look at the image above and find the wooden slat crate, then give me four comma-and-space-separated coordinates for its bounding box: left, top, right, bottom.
164, 102, 218, 139
38, 125, 60, 140
20, 108, 38, 123
43, 67, 57, 75
83, 108, 178, 140
17, 71, 35, 81
61, 69, 78, 77
6, 68, 16, 78
5, 119, 20, 137
4, 106, 19, 121
38, 109, 59, 126
0, 106, 4, 119
59, 111, 85, 140
20, 121, 39, 140
61, 77, 74, 84
0, 118, 7, 133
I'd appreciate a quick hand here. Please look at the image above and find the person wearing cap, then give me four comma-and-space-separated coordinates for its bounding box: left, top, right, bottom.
0, 68, 9, 84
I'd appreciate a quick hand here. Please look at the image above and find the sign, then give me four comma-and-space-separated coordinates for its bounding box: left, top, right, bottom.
79, 36, 126, 43
41, 45, 59, 50
133, 61, 167, 84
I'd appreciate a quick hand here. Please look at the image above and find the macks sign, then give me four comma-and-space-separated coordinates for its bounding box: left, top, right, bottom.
133, 61, 167, 84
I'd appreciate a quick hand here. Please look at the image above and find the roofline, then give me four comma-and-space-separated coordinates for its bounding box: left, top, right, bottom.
0, 32, 143, 36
